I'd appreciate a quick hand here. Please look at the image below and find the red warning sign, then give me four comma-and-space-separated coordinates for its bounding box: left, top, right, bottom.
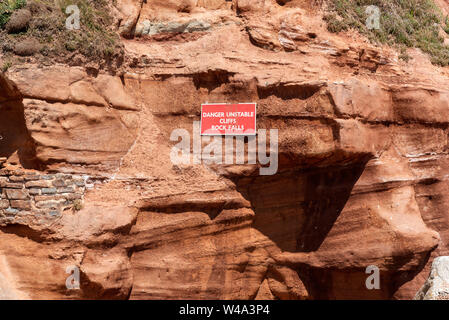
201, 103, 257, 135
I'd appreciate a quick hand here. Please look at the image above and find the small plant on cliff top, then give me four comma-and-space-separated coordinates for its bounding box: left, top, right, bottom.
52, 0, 118, 58
443, 15, 449, 35
325, 0, 449, 66
1, 61, 12, 72
72, 199, 83, 211
0, 0, 122, 65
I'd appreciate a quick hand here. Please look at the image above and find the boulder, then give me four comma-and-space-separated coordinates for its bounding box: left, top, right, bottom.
13, 38, 41, 56
5, 9, 32, 33
415, 257, 449, 300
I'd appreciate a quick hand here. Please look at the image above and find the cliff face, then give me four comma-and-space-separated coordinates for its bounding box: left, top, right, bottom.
1, 0, 449, 299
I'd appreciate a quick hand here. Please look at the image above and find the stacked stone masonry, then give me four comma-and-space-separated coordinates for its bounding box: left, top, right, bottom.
0, 169, 87, 225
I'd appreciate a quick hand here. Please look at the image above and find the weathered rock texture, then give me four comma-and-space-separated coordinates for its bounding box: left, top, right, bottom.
415, 256, 449, 300
1, 0, 449, 299
0, 170, 87, 226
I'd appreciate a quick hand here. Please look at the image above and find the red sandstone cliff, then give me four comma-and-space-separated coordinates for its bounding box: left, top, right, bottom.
1, 0, 449, 300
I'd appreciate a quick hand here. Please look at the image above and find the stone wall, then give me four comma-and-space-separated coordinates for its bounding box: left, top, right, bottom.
0, 169, 87, 225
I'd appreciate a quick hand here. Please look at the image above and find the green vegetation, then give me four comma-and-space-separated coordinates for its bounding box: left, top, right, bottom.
443, 15, 449, 35
72, 199, 83, 211
324, 0, 449, 66
1, 60, 12, 72
0, 0, 122, 64
57, 0, 117, 57
0, 0, 26, 27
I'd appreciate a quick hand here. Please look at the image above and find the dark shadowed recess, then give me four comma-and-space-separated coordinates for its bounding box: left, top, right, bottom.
191, 69, 236, 93
236, 162, 367, 253
297, 250, 432, 300
0, 73, 43, 171
234, 159, 433, 299
257, 83, 322, 100
0, 100, 41, 169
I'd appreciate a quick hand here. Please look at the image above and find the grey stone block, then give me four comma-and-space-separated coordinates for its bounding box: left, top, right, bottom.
65, 193, 83, 200
25, 180, 51, 188
35, 199, 64, 209
10, 200, 31, 210
48, 210, 60, 217
28, 188, 41, 195
5, 189, 28, 200
73, 179, 86, 187
24, 175, 41, 181
5, 207, 19, 215
5, 182, 23, 189
52, 179, 66, 187
9, 175, 25, 182
42, 188, 57, 194
57, 187, 74, 193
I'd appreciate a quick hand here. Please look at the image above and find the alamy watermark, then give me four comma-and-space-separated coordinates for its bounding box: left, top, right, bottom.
65, 265, 80, 290
365, 265, 380, 290
65, 5, 80, 30
366, 5, 380, 30
170, 121, 278, 176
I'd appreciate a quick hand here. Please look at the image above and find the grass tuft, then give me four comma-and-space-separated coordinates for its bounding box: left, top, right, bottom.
72, 199, 83, 211
0, 0, 27, 27
1, 60, 12, 72
0, 0, 122, 65
324, 0, 449, 66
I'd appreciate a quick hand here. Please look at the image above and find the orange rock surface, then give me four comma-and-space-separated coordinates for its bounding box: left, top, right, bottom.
1, 0, 449, 299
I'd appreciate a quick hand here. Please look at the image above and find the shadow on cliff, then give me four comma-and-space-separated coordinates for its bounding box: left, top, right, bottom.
234, 159, 434, 299
0, 74, 41, 170
235, 161, 368, 253
296, 250, 432, 300
0, 101, 42, 169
